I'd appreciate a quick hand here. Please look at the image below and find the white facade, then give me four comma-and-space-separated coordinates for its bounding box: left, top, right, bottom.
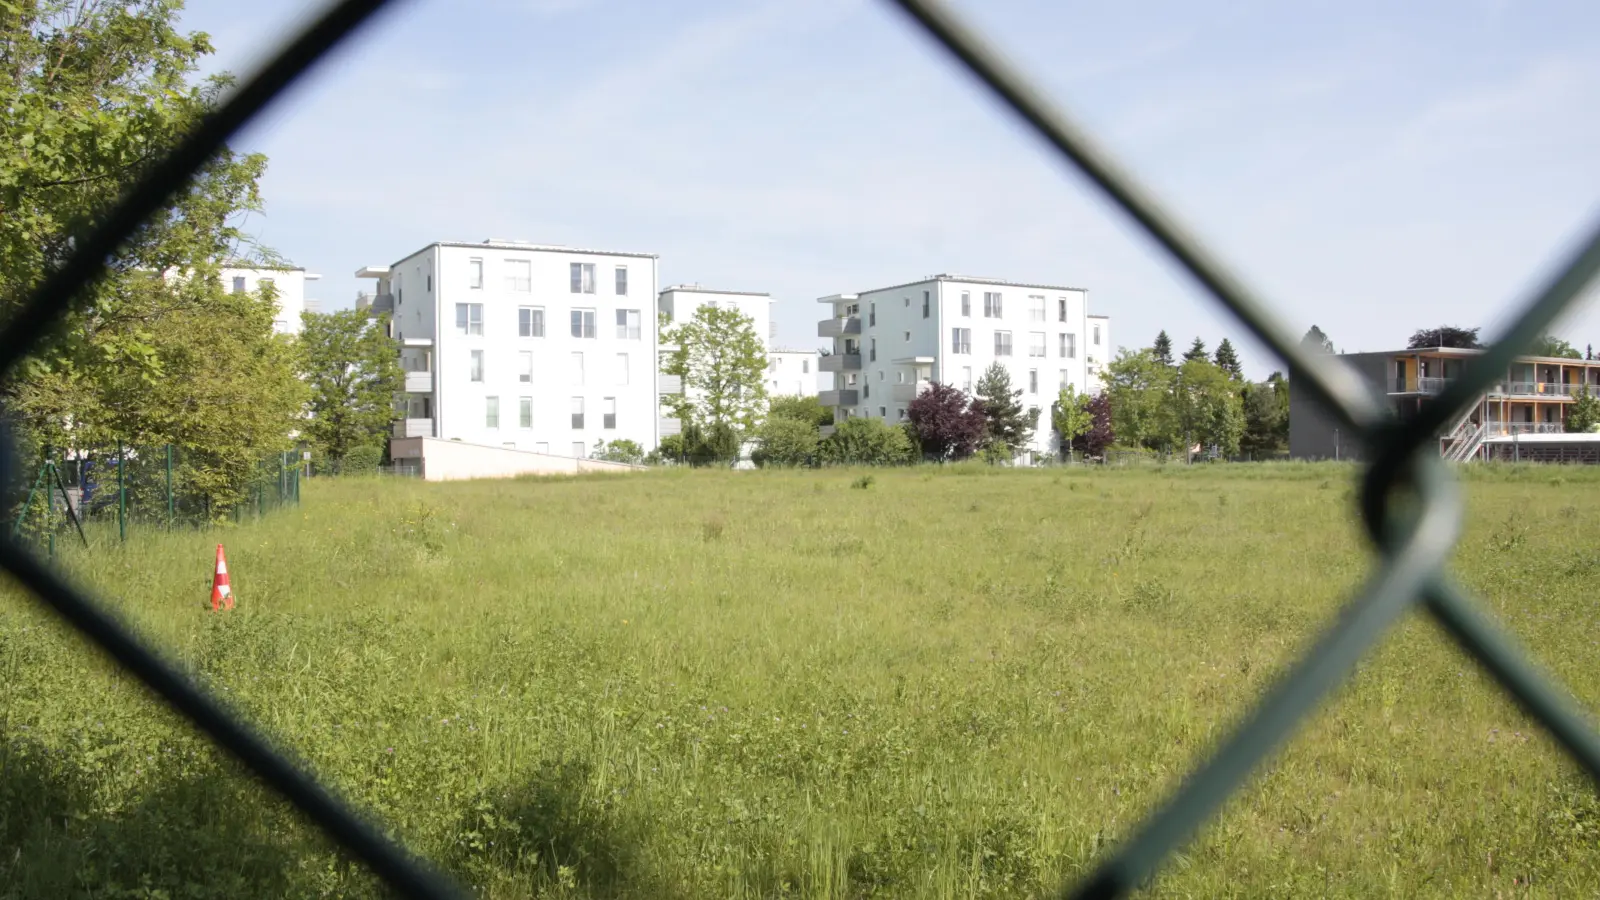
767, 349, 819, 397
360, 240, 660, 460
817, 275, 1110, 460
220, 265, 320, 335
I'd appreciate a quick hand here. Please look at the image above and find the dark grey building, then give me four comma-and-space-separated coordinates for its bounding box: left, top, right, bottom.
1288, 352, 1392, 461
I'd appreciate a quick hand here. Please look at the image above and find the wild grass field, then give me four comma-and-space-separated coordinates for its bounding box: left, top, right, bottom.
3, 463, 1600, 898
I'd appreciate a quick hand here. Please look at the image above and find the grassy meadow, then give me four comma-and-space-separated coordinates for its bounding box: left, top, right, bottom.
3, 462, 1600, 897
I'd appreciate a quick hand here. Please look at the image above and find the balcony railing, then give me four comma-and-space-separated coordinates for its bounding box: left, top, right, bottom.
403, 371, 431, 393
392, 418, 433, 438
1483, 422, 1566, 437
818, 389, 859, 407
890, 380, 932, 402
819, 353, 863, 372
817, 316, 862, 338
658, 373, 683, 394
1396, 377, 1596, 398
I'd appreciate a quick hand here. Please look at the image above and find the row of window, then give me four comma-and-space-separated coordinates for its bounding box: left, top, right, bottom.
466, 350, 632, 385
839, 367, 1078, 395
949, 329, 1093, 358
851, 292, 1082, 323
481, 396, 619, 430
454, 303, 642, 340
464, 259, 631, 296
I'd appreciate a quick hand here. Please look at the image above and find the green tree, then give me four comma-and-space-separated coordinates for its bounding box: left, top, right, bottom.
1050, 384, 1093, 460
1213, 338, 1243, 379
1529, 335, 1582, 359
1407, 326, 1481, 349
752, 416, 819, 467
1104, 349, 1177, 452
818, 416, 914, 466
1240, 375, 1289, 456
1301, 326, 1335, 354
974, 363, 1038, 459
1152, 330, 1175, 367
0, 1, 296, 515
1183, 336, 1209, 362
298, 310, 402, 463
768, 394, 832, 428
1170, 358, 1245, 459
1567, 385, 1600, 433
591, 439, 644, 464
662, 305, 768, 438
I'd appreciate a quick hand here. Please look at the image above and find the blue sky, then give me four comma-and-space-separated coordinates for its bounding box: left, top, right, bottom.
176, 0, 1600, 377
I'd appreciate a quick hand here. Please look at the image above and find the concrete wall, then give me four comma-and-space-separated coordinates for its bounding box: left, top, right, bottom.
389, 437, 642, 481
1288, 351, 1392, 460
767, 349, 819, 397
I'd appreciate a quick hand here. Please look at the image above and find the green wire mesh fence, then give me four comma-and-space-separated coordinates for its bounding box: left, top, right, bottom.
4, 0, 1600, 897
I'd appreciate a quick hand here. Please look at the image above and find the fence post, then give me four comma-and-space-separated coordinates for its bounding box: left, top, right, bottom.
166, 443, 174, 530
45, 461, 54, 559
117, 441, 126, 543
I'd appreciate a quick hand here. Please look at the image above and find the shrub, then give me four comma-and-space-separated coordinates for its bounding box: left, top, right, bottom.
752, 417, 818, 467
591, 439, 644, 465
768, 395, 833, 428
819, 417, 915, 466
340, 444, 384, 475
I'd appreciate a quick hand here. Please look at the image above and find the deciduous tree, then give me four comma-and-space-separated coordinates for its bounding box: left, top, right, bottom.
1170, 358, 1245, 459
1407, 326, 1481, 349
1072, 392, 1115, 458
1104, 349, 1176, 452
1301, 326, 1335, 354
752, 417, 819, 467
768, 394, 832, 428
299, 309, 402, 462
819, 417, 914, 465
1529, 335, 1582, 359
907, 381, 985, 461
662, 305, 768, 437
1567, 385, 1600, 433
1050, 384, 1093, 460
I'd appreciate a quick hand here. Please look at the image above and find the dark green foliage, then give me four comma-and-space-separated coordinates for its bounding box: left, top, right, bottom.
340, 445, 383, 475
752, 417, 819, 467
768, 395, 833, 428
299, 310, 403, 462
1407, 325, 1481, 349
1529, 335, 1583, 359
1301, 326, 1334, 354
1182, 337, 1208, 363
1213, 339, 1243, 379
1567, 385, 1600, 433
819, 417, 914, 465
1152, 331, 1174, 367
974, 363, 1038, 459
591, 439, 645, 465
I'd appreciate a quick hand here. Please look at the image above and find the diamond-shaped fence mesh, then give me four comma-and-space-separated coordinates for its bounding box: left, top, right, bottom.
6, 0, 1600, 896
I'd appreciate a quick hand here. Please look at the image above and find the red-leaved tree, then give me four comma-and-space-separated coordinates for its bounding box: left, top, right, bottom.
1072, 392, 1115, 458
907, 382, 987, 461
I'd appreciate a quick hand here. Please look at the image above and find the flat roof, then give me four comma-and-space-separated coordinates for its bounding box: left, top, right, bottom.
660, 285, 772, 298
821, 273, 1090, 299
387, 239, 659, 269
770, 347, 817, 355
221, 261, 305, 272
1369, 346, 1600, 366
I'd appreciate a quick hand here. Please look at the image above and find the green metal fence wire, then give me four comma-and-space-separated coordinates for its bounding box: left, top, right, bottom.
2, 0, 1598, 897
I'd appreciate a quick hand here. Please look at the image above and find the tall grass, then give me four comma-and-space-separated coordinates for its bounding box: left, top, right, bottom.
3, 463, 1599, 897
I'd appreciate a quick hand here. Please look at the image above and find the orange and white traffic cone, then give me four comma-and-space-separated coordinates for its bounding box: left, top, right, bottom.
210, 544, 234, 612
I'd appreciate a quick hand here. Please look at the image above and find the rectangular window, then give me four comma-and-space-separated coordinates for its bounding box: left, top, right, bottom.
879, 406, 887, 418
570, 262, 595, 294
572, 441, 586, 457
505, 259, 531, 292
903, 296, 910, 307
571, 308, 596, 338
962, 366, 972, 390
615, 353, 629, 385
1061, 333, 1076, 359
802, 359, 810, 373
571, 352, 584, 385
1029, 331, 1046, 357
961, 292, 971, 316
231, 276, 246, 293
426, 274, 432, 292
571, 397, 585, 430
951, 328, 971, 354
1058, 296, 1068, 322
903, 331, 910, 342
984, 292, 1003, 318
485, 396, 499, 428
469, 350, 484, 382
518, 306, 545, 337
1093, 324, 1101, 346
922, 290, 930, 319
615, 309, 641, 340
455, 303, 484, 336
519, 397, 533, 428
1030, 295, 1046, 322
615, 266, 628, 295
1029, 370, 1038, 394
869, 303, 876, 327
994, 330, 1013, 356
898, 408, 908, 421
512, 350, 531, 383
603, 397, 617, 430
469, 258, 483, 289
870, 338, 877, 362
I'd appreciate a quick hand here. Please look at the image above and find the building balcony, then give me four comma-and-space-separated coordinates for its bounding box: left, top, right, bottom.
403, 371, 432, 393
890, 380, 932, 403
658, 373, 683, 394
659, 417, 682, 438
1483, 422, 1566, 437
1393, 378, 1593, 399
819, 389, 859, 407
819, 353, 862, 373
392, 418, 434, 438
817, 316, 862, 338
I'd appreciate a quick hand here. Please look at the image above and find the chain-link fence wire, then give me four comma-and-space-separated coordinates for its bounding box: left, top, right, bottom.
5, 0, 1600, 897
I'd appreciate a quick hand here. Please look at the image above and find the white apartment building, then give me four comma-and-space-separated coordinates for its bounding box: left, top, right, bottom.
656, 286, 775, 438
220, 264, 320, 335
767, 349, 820, 397
817, 275, 1109, 460
358, 240, 660, 461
